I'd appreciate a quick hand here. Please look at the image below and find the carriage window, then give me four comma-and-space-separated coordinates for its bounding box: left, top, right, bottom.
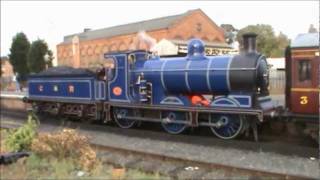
298, 60, 311, 82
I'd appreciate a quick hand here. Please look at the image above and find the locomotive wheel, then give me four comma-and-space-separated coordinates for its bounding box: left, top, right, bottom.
161, 111, 188, 134
113, 108, 136, 129
209, 114, 244, 139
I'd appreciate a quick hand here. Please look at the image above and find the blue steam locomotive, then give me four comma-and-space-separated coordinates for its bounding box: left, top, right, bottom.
26, 33, 274, 140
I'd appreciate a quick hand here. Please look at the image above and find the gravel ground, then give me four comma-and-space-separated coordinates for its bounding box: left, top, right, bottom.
87, 130, 318, 179
1, 114, 318, 179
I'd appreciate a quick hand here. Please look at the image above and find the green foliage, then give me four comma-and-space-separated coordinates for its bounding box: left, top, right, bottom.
9, 32, 54, 76
27, 39, 49, 73
237, 24, 290, 57
25, 154, 75, 179
25, 154, 50, 177
8, 32, 30, 81
31, 128, 97, 171
46, 50, 54, 68
4, 113, 39, 152
125, 169, 165, 180
51, 158, 76, 179
220, 24, 238, 44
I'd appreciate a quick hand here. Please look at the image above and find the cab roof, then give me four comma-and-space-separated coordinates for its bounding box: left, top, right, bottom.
104, 50, 150, 58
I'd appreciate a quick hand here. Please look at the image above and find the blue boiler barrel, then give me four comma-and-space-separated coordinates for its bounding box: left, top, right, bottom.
142, 56, 233, 94
137, 38, 268, 95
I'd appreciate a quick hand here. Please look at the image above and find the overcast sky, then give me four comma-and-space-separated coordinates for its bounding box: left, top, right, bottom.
1, 1, 319, 59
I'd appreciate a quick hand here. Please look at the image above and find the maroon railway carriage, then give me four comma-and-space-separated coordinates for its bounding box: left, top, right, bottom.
271, 33, 320, 142
285, 33, 319, 119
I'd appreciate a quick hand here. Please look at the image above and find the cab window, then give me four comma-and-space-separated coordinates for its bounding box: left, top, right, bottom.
298, 59, 311, 82
105, 57, 115, 81
128, 54, 136, 69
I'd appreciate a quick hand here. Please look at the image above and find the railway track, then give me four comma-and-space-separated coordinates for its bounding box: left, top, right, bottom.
1, 110, 318, 179
1, 91, 317, 146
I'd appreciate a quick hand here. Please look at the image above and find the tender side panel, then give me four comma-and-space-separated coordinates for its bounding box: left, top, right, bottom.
28, 78, 94, 101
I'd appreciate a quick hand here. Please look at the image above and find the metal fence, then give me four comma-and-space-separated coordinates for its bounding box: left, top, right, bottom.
269, 69, 285, 95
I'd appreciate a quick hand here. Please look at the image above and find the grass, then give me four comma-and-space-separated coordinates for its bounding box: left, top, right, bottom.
0, 127, 168, 180
0, 154, 167, 179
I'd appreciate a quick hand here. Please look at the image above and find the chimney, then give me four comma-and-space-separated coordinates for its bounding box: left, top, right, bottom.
83, 28, 91, 32
242, 33, 257, 53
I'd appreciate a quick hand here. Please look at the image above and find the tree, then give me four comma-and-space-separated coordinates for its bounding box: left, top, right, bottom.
27, 39, 49, 73
273, 32, 290, 57
237, 24, 290, 57
220, 24, 238, 44
308, 24, 318, 33
46, 50, 54, 68
8, 32, 30, 82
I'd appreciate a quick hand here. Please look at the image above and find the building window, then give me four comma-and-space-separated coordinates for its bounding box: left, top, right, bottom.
118, 42, 127, 51
174, 35, 183, 40
110, 44, 117, 52
196, 23, 202, 32
298, 59, 311, 82
202, 36, 209, 41
103, 46, 109, 53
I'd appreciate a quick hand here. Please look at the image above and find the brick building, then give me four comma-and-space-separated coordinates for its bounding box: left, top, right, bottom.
57, 9, 231, 68
1, 56, 14, 78
1, 56, 15, 90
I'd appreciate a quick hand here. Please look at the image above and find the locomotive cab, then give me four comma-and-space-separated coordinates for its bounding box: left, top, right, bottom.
104, 50, 152, 103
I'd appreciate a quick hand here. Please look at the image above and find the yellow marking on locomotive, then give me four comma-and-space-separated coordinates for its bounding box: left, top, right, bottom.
291, 88, 320, 92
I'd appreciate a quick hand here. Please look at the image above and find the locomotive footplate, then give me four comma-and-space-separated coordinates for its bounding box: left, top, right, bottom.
106, 102, 264, 126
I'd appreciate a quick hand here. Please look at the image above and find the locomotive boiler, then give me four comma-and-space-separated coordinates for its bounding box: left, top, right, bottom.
137, 33, 269, 95
27, 33, 275, 140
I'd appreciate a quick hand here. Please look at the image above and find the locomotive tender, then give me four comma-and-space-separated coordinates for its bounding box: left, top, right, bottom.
27, 33, 274, 140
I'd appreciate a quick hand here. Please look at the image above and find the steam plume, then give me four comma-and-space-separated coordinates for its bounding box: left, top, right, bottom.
130, 31, 157, 52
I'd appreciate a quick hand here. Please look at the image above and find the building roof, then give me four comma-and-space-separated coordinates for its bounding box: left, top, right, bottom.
62, 9, 200, 44
291, 33, 319, 48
